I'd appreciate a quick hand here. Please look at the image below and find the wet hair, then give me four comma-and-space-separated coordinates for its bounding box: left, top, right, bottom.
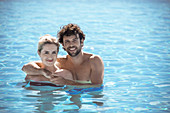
57, 23, 85, 44
38, 34, 59, 53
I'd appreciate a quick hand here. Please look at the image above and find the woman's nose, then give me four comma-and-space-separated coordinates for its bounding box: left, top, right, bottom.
48, 54, 53, 58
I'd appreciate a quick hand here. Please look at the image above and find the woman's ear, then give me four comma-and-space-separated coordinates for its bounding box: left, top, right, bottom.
62, 43, 64, 46
38, 51, 40, 56
61, 42, 67, 51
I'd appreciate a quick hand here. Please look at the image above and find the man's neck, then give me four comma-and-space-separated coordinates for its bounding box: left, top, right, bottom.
68, 51, 84, 65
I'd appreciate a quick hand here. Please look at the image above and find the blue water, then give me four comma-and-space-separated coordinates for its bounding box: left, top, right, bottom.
0, 0, 170, 112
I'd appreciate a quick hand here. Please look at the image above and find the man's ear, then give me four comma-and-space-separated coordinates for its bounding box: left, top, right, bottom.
80, 39, 84, 47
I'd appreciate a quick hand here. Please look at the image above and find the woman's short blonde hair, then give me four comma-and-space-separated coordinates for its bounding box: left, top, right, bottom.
38, 34, 59, 52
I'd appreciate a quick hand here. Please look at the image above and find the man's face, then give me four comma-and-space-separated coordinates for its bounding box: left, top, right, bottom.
63, 35, 83, 57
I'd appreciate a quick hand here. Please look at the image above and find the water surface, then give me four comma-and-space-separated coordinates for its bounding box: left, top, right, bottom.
0, 0, 170, 112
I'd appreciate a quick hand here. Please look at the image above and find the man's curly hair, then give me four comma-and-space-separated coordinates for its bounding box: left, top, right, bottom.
57, 23, 85, 44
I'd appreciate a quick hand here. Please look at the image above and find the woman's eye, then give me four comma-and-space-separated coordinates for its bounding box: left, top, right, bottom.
52, 51, 56, 54
44, 51, 49, 54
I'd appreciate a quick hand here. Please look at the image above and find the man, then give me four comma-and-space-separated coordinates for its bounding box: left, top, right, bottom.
22, 23, 104, 85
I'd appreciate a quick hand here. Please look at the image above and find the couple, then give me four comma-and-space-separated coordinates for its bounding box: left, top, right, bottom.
22, 23, 104, 85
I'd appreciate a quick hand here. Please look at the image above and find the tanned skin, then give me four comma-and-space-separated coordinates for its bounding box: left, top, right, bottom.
22, 24, 104, 85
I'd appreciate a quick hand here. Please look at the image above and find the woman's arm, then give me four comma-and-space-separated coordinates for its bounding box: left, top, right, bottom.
22, 61, 52, 79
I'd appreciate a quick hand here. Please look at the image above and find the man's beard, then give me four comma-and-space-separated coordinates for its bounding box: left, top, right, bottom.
67, 46, 81, 57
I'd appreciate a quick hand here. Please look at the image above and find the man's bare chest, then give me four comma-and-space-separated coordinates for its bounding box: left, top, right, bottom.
61, 62, 91, 81
74, 65, 91, 80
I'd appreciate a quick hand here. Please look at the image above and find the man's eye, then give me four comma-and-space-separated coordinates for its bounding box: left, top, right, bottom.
73, 38, 78, 42
65, 40, 69, 43
52, 51, 56, 54
73, 39, 77, 42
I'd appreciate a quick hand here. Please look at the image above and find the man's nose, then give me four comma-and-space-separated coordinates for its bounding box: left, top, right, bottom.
69, 41, 74, 46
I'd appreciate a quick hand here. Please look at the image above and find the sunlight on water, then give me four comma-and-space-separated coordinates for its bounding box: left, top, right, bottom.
0, 0, 170, 112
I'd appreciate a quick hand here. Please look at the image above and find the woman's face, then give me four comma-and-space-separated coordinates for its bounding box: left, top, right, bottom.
38, 44, 58, 67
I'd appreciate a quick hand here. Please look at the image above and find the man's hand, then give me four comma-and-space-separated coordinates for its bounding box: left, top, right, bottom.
50, 76, 66, 85
50, 76, 92, 86
52, 69, 64, 77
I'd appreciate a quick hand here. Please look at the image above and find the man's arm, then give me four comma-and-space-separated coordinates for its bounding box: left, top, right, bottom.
22, 61, 51, 79
50, 76, 102, 87
90, 55, 104, 85
53, 69, 73, 80
50, 76, 87, 85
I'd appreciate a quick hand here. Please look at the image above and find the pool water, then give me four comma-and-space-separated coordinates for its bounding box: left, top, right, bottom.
0, 0, 170, 112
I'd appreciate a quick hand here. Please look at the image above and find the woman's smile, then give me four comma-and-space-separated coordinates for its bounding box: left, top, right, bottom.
46, 59, 53, 62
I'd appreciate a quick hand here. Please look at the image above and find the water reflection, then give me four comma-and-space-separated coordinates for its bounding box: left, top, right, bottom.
23, 83, 104, 112
37, 91, 55, 112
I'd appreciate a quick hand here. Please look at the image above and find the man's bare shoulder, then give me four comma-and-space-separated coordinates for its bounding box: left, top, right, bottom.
88, 54, 103, 68
56, 55, 68, 67
83, 52, 93, 59
83, 52, 102, 61
89, 54, 102, 61
83, 52, 103, 65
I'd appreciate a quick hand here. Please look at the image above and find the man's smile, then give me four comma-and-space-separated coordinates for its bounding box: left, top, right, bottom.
68, 47, 77, 51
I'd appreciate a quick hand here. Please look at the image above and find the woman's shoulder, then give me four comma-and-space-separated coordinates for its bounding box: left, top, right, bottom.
33, 60, 44, 68
24, 60, 44, 68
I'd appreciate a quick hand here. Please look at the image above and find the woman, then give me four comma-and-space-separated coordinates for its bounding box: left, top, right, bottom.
22, 34, 73, 83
